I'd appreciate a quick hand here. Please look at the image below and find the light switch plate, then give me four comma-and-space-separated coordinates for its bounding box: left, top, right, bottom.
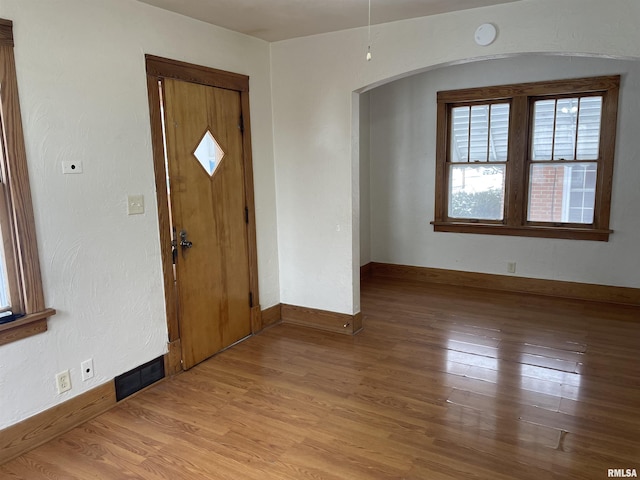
127, 194, 144, 215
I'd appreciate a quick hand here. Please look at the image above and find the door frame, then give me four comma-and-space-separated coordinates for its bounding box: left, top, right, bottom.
145, 55, 261, 375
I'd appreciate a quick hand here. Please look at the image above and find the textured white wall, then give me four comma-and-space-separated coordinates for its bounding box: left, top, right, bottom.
359, 93, 371, 267
4, 0, 640, 432
271, 0, 640, 315
369, 55, 640, 286
0, 0, 278, 429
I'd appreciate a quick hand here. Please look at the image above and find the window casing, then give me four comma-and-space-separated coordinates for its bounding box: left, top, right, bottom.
432, 75, 620, 241
0, 19, 55, 346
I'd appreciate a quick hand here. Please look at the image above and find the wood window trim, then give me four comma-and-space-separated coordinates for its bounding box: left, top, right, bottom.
0, 308, 56, 346
431, 222, 612, 241
432, 75, 620, 241
0, 19, 55, 346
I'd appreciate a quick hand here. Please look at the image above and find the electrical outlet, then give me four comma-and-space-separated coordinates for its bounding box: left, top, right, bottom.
56, 370, 71, 394
507, 262, 517, 274
81, 359, 94, 381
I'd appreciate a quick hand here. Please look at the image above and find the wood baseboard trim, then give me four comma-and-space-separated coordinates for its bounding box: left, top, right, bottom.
261, 304, 282, 329
281, 304, 362, 335
360, 263, 373, 280
369, 262, 640, 306
0, 382, 116, 465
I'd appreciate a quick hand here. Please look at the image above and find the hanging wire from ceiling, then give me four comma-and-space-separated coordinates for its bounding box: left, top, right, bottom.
366, 0, 372, 61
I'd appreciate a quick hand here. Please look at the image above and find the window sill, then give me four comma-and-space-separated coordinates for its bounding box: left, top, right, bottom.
0, 308, 56, 346
431, 221, 612, 241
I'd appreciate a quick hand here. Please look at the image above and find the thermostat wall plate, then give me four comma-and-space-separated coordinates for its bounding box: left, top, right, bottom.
475, 23, 497, 46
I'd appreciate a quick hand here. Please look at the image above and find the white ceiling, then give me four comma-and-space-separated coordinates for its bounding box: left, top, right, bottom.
137, 0, 522, 42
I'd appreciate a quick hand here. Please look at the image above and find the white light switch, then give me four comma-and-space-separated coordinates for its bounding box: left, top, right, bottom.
127, 194, 144, 215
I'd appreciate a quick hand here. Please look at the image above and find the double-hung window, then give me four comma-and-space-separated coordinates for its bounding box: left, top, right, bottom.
432, 75, 620, 241
0, 19, 55, 346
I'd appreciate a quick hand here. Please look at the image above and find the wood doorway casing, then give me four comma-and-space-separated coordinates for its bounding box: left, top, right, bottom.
145, 55, 261, 374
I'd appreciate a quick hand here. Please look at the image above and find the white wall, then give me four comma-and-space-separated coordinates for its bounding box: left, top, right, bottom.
359, 93, 371, 267
271, 0, 640, 315
0, 0, 278, 429
4, 0, 640, 432
369, 55, 640, 286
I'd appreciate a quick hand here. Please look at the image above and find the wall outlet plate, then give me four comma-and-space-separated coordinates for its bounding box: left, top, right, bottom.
62, 161, 83, 174
56, 370, 71, 394
81, 359, 94, 381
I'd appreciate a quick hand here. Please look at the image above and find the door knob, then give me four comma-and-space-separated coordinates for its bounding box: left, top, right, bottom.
179, 229, 193, 249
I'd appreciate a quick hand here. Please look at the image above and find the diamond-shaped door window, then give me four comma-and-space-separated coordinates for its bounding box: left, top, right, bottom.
193, 130, 225, 176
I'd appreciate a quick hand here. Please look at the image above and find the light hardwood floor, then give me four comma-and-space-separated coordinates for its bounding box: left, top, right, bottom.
2, 276, 640, 479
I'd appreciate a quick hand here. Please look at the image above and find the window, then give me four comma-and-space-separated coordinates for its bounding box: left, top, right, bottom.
448, 102, 509, 221
0, 19, 55, 346
432, 75, 620, 241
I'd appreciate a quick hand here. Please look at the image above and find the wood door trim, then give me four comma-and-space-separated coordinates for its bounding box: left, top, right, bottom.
239, 91, 261, 320
164, 339, 182, 377
146, 75, 179, 343
145, 56, 261, 365
145, 55, 249, 92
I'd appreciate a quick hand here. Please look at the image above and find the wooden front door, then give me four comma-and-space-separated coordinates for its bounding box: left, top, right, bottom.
160, 77, 252, 369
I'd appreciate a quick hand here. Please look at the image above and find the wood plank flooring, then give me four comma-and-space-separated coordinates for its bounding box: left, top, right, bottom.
2, 276, 640, 479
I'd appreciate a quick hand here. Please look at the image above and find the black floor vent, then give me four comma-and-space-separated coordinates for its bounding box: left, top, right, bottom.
114, 355, 165, 401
